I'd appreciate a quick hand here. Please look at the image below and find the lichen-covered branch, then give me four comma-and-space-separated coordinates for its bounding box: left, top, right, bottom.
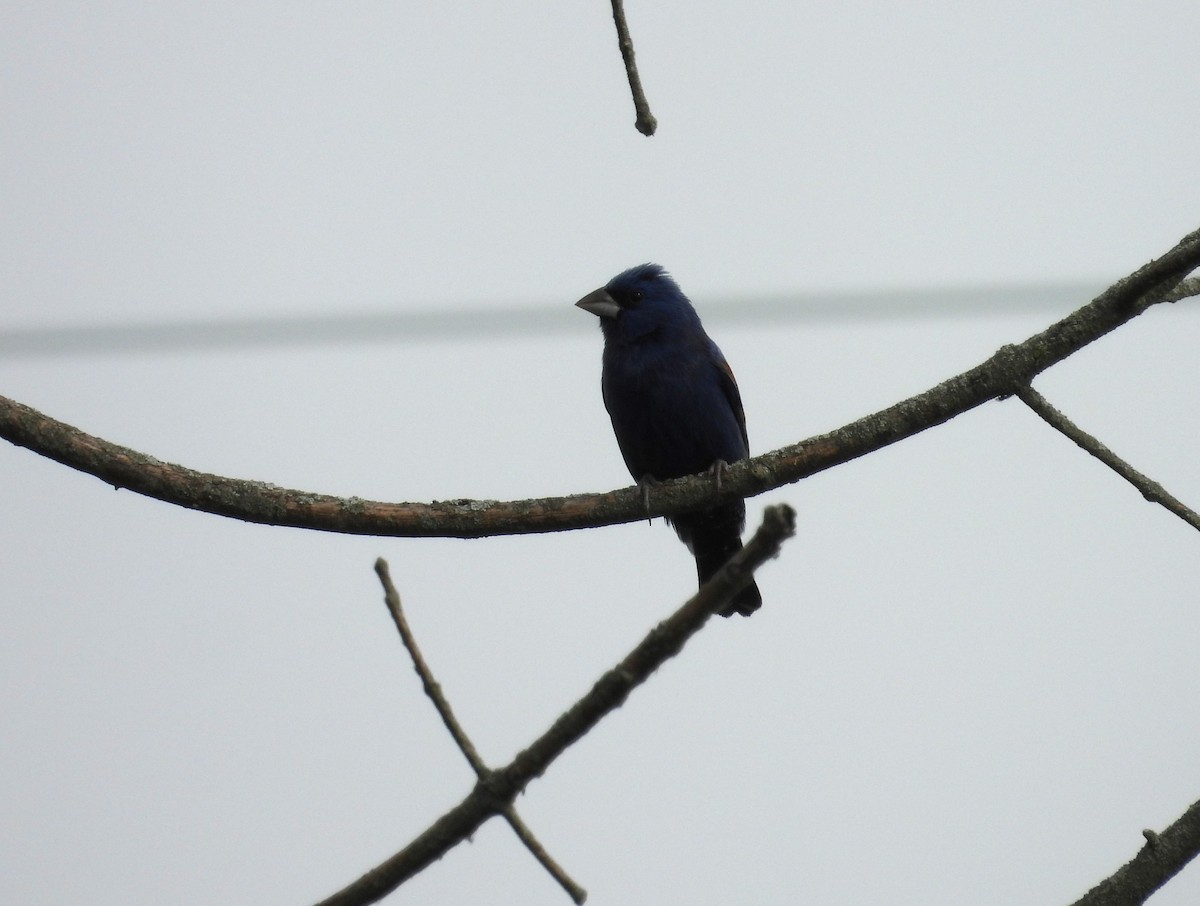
2, 227, 1198, 540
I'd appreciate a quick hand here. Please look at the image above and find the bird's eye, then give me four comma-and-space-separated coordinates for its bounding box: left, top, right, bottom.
629, 290, 644, 303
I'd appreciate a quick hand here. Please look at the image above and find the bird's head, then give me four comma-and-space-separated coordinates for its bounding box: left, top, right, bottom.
575, 263, 702, 342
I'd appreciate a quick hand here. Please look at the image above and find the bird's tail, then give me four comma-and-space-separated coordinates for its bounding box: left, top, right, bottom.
682, 507, 763, 617
696, 542, 762, 617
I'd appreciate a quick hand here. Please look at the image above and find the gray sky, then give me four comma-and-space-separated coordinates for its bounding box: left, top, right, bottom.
3, 3, 1199, 904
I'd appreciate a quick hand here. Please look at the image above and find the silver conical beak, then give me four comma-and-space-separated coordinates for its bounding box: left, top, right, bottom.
574, 287, 620, 319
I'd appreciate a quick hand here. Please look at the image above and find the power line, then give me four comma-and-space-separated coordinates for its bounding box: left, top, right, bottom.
0, 282, 1105, 359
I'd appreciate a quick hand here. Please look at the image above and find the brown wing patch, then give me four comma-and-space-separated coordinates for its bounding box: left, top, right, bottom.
716, 356, 749, 451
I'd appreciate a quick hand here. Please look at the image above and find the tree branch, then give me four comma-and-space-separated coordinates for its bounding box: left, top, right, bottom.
374, 558, 586, 903
313, 504, 796, 906
1015, 386, 1200, 532
1162, 274, 1200, 303
376, 559, 489, 774
1069, 797, 1200, 906
608, 0, 656, 136
2, 226, 1198, 540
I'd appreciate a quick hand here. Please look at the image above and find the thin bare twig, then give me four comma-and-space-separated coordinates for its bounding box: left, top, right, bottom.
1069, 796, 1200, 906
315, 504, 796, 906
2, 227, 1198, 538
373, 559, 586, 903
375, 559, 488, 772
1162, 274, 1200, 303
1015, 385, 1200, 533
500, 805, 585, 904
608, 0, 656, 135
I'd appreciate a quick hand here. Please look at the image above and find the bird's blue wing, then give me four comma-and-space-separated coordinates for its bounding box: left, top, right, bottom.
713, 351, 749, 454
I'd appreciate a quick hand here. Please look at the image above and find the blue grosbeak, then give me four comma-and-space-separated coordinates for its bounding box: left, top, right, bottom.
576, 263, 762, 616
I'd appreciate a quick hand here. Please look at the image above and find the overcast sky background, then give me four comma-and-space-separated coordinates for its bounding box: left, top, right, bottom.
3, 3, 1200, 904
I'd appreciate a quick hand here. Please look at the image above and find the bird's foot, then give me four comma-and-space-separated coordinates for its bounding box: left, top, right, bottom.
708, 459, 731, 500
637, 475, 660, 519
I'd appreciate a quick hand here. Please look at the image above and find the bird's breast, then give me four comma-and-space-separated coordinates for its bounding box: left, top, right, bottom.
600, 344, 746, 482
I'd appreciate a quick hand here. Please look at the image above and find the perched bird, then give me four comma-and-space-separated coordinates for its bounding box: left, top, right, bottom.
576, 263, 761, 616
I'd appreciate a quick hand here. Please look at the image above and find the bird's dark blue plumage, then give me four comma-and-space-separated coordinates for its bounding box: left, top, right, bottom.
576, 263, 761, 617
